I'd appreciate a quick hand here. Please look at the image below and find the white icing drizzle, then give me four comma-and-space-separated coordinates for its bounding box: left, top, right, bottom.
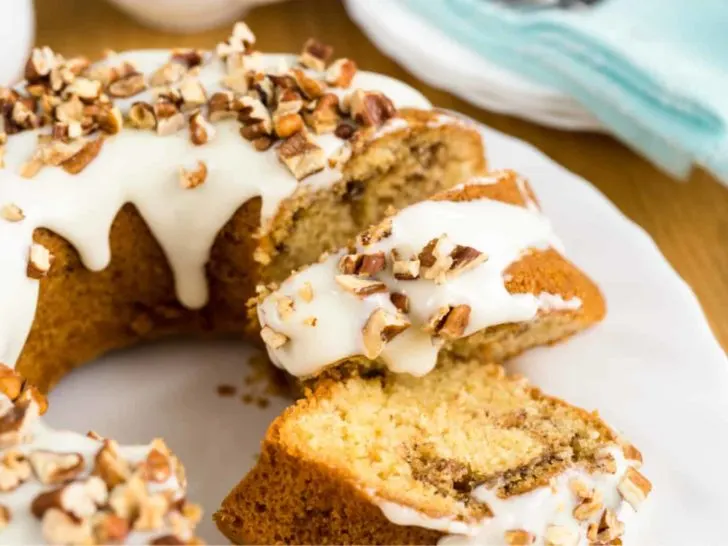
375, 446, 637, 546
258, 180, 564, 377
0, 394, 191, 544
0, 50, 435, 367
537, 293, 583, 312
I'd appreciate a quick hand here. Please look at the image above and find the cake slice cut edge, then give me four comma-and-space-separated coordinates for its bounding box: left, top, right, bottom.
257, 170, 606, 380
214, 358, 649, 545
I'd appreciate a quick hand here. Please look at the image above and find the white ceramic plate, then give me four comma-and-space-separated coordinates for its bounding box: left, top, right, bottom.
344, 0, 603, 132
46, 123, 727, 543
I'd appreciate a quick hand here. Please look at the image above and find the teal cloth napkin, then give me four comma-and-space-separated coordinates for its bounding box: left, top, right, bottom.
401, 0, 728, 183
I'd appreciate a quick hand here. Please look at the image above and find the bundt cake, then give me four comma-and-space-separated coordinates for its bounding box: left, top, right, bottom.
0, 23, 485, 393
0, 23, 486, 543
215, 359, 650, 545
256, 171, 605, 379
0, 364, 202, 543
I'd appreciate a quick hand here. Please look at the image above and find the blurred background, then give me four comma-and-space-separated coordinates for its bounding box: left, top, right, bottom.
3, 0, 726, 348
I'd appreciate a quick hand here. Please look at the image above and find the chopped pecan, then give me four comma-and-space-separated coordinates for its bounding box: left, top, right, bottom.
253, 136, 274, 151
449, 245, 487, 277
93, 439, 131, 489
27, 243, 54, 279
0, 504, 9, 530
0, 365, 23, 400
298, 282, 314, 302
391, 250, 421, 280
544, 525, 577, 546
299, 38, 333, 71
29, 450, 85, 485
143, 439, 172, 483
134, 493, 169, 531
276, 296, 295, 321
338, 252, 386, 277
348, 89, 397, 127
154, 103, 185, 136
208, 91, 236, 121
1, 203, 24, 222
390, 292, 410, 313
127, 101, 156, 130
32, 476, 108, 519
61, 137, 104, 174
504, 530, 534, 545
305, 93, 340, 134
189, 111, 215, 145
107, 72, 147, 98
0, 450, 31, 492
171, 48, 205, 68
617, 467, 652, 509
362, 308, 410, 359
25, 47, 58, 82
589, 509, 625, 544
291, 68, 325, 100
179, 161, 208, 189
275, 88, 304, 117
326, 58, 357, 88
149, 62, 188, 87
419, 236, 455, 284
260, 326, 289, 349
273, 112, 304, 139
335, 275, 387, 297
41, 508, 93, 545
277, 131, 326, 180
92, 512, 130, 544
425, 304, 471, 340
622, 443, 643, 466
179, 76, 207, 109
66, 77, 103, 101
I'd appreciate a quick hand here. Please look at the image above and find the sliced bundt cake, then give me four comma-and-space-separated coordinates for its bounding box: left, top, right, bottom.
256, 170, 605, 379
215, 359, 650, 545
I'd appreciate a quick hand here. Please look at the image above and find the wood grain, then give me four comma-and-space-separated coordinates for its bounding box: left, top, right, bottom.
33, 0, 728, 349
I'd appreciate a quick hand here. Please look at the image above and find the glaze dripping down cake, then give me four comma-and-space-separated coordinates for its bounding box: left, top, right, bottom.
215, 359, 650, 545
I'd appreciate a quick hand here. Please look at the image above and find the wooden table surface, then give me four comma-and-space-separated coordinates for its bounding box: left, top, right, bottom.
34, 0, 728, 350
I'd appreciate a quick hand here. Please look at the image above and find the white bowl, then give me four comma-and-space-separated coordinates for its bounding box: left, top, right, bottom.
106, 0, 282, 33
0, 0, 34, 85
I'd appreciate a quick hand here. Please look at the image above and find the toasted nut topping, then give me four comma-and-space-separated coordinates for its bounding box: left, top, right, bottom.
273, 112, 304, 139
339, 252, 386, 277
299, 38, 333, 71
171, 48, 205, 68
449, 245, 487, 277
544, 524, 578, 546
326, 58, 357, 88
334, 121, 356, 140
253, 136, 274, 151
303, 316, 317, 327
149, 61, 188, 87
0, 504, 10, 530
622, 443, 643, 466
275, 88, 304, 117
0, 450, 31, 492
41, 508, 93, 545
390, 292, 410, 313
306, 93, 340, 134
426, 304, 471, 340
60, 137, 104, 174
179, 161, 208, 189
298, 282, 314, 302
155, 108, 185, 136
291, 68, 326, 100
595, 451, 618, 474
29, 450, 85, 485
238, 96, 273, 134
569, 478, 591, 500
208, 91, 236, 121
335, 275, 387, 297
92, 512, 130, 544
419, 235, 454, 284
98, 105, 124, 135
348, 89, 397, 127
25, 46, 57, 81
504, 530, 535, 545
93, 439, 131, 489
134, 493, 169, 531
362, 308, 410, 359
261, 326, 289, 349
1, 203, 24, 222
573, 488, 604, 521
277, 131, 326, 180
150, 534, 186, 545
27, 243, 54, 279
189, 111, 215, 145
179, 76, 207, 108
276, 296, 295, 321
591, 508, 625, 544
32, 476, 108, 519
618, 467, 652, 509
359, 218, 393, 246
143, 439, 172, 483
20, 158, 44, 179
217, 22, 256, 58
127, 101, 156, 130
391, 250, 421, 281
107, 72, 147, 98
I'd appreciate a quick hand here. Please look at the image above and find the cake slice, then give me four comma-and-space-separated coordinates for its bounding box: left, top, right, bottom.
215, 359, 650, 545
256, 171, 605, 379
